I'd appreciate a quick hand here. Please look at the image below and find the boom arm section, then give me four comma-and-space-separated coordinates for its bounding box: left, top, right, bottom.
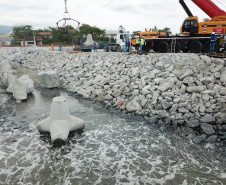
192, 0, 226, 18
179, 0, 193, 17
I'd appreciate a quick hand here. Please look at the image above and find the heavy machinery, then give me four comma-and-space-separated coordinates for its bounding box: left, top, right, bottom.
132, 0, 226, 53
180, 0, 226, 36
77, 32, 131, 52
131, 28, 169, 53
104, 32, 132, 52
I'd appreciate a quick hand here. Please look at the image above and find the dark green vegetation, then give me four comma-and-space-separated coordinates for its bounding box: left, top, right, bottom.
12, 24, 114, 45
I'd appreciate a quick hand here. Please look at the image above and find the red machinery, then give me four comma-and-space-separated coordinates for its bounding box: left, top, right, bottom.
192, 0, 226, 18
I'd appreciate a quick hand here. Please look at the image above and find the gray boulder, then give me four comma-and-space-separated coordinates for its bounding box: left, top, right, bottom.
192, 134, 207, 144
12, 80, 27, 101
126, 100, 142, 112
200, 123, 215, 135
38, 71, 60, 88
200, 114, 215, 123
2, 73, 17, 86
205, 135, 218, 142
0, 59, 12, 78
220, 70, 226, 83
187, 86, 205, 93
186, 120, 200, 128
161, 100, 171, 110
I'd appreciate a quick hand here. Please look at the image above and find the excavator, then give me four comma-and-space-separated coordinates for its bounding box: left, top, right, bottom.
131, 0, 226, 53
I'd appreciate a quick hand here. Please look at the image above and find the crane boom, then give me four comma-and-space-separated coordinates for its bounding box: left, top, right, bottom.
179, 0, 193, 17
191, 0, 226, 18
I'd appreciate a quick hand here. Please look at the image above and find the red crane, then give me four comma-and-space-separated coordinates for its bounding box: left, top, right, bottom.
191, 0, 226, 18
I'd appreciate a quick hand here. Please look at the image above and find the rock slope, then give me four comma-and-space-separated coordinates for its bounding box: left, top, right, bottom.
1, 47, 226, 144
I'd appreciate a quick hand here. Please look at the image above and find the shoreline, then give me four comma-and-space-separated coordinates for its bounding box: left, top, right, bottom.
1, 47, 226, 145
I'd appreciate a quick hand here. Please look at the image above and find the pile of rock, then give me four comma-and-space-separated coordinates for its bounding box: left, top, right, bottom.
1, 47, 226, 143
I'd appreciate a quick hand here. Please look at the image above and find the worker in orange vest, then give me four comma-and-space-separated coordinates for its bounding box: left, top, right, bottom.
51, 44, 54, 51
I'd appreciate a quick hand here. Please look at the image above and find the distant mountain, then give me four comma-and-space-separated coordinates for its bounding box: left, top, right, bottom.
0, 25, 16, 35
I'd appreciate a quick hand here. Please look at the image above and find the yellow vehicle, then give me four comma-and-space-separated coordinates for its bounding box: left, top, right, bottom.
131, 29, 169, 52
131, 0, 226, 53
180, 0, 226, 36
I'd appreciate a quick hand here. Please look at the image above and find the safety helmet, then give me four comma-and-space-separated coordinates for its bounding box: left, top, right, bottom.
212, 32, 215, 35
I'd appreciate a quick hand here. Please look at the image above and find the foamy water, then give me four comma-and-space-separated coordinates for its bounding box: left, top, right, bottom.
0, 89, 225, 185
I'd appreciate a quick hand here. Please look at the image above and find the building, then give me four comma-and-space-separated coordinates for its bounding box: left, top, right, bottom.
20, 37, 42, 46
0, 35, 13, 46
38, 32, 52, 39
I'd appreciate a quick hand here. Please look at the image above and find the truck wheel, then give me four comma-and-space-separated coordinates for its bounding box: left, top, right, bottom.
103, 46, 109, 52
189, 41, 202, 53
203, 41, 210, 53
117, 46, 122, 52
158, 41, 168, 53
153, 48, 158, 52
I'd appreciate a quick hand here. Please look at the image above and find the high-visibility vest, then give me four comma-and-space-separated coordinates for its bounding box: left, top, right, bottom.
140, 39, 145, 45
73, 45, 75, 49
136, 38, 140, 44
211, 35, 217, 42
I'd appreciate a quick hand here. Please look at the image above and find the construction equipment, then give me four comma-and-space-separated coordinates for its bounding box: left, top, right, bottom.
180, 0, 226, 36
132, 0, 226, 53
77, 33, 131, 52
131, 29, 172, 53
56, 0, 80, 34
106, 32, 132, 52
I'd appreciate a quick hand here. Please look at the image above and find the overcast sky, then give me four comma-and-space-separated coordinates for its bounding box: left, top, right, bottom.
0, 0, 226, 34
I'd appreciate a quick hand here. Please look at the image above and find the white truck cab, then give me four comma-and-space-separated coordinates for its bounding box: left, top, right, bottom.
116, 33, 132, 51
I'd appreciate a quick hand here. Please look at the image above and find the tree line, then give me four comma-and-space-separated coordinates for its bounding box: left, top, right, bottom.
12, 24, 174, 45
12, 24, 114, 45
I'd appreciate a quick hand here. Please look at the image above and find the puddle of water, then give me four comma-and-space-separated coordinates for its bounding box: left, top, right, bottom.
0, 89, 226, 185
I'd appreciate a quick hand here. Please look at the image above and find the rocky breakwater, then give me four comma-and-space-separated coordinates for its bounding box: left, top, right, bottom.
2, 48, 226, 144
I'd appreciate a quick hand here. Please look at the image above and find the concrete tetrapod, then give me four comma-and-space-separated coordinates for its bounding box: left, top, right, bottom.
37, 96, 85, 146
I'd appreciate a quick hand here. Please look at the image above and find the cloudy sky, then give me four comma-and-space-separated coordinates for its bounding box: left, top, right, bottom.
0, 0, 226, 34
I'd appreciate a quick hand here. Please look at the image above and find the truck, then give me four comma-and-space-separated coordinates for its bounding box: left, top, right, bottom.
78, 43, 116, 52
131, 0, 226, 53
102, 32, 132, 52
79, 32, 131, 52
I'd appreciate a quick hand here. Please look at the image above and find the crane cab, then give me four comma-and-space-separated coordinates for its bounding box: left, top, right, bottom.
181, 17, 199, 36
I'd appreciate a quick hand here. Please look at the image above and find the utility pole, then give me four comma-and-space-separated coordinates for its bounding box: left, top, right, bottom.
33, 30, 36, 46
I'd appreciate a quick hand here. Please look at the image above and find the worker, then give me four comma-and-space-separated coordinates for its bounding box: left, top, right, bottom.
135, 37, 140, 52
127, 39, 131, 52
80, 39, 84, 47
73, 44, 75, 51
59, 45, 62, 51
94, 41, 97, 52
140, 37, 146, 54
210, 32, 217, 53
224, 35, 226, 53
51, 44, 54, 51
124, 40, 128, 52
